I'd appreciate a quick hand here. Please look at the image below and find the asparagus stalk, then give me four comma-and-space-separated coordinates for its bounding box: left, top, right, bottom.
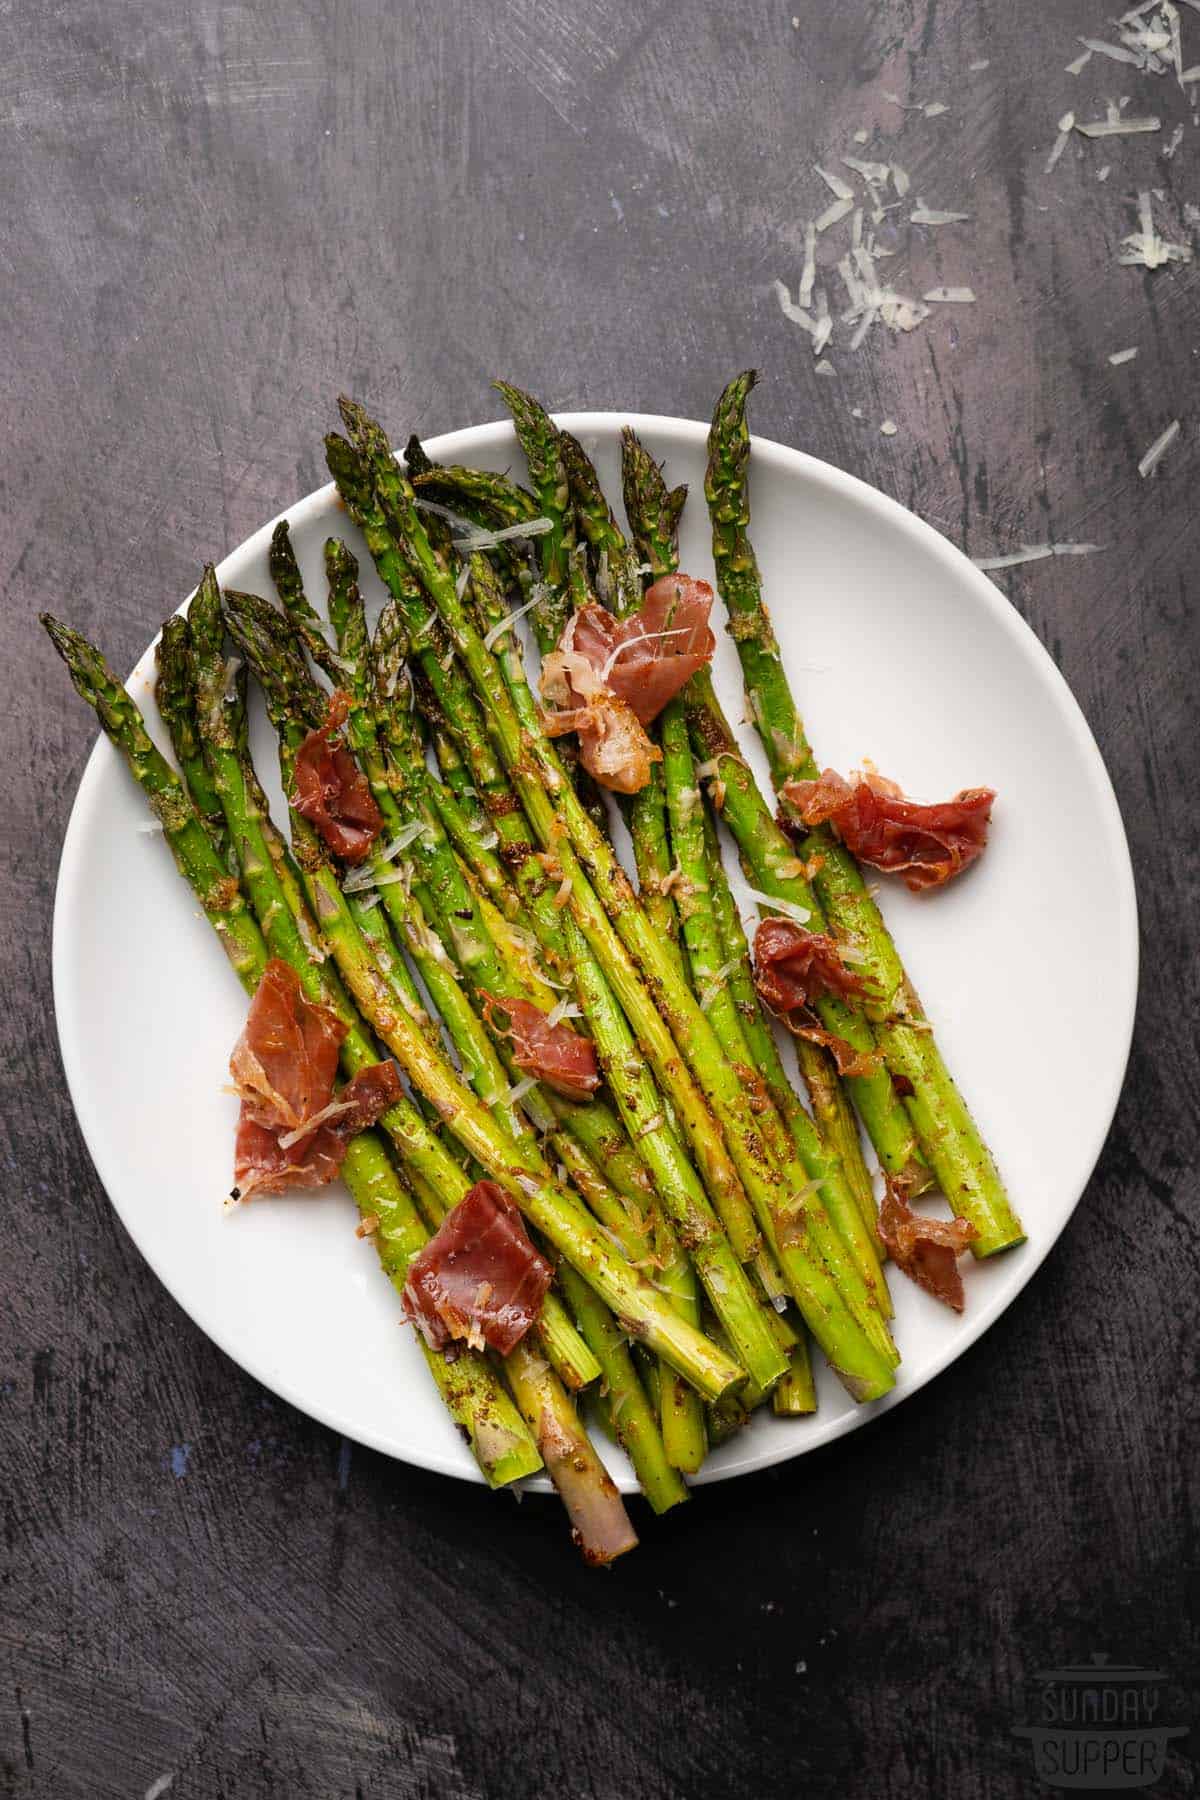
560, 422, 683, 961
410, 461, 541, 532
558, 427, 644, 617
620, 426, 687, 576
615, 424, 690, 957
155, 615, 237, 864
421, 715, 520, 920
268, 522, 342, 683
491, 381, 575, 652
706, 372, 1025, 1257
337, 399, 896, 1403
43, 614, 540, 1489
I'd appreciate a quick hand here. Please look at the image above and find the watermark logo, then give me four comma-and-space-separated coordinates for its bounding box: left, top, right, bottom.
1013, 1652, 1187, 1789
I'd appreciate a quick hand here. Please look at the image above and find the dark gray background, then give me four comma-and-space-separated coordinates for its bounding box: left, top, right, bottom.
2, 1, 1196, 1795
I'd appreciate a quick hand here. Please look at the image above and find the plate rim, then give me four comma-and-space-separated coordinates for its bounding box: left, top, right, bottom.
51, 410, 1140, 1490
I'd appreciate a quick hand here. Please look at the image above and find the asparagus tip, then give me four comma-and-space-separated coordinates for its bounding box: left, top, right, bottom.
40, 611, 71, 654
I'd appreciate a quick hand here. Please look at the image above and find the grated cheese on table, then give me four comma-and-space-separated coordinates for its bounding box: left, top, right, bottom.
972, 542, 1104, 571
1138, 418, 1180, 475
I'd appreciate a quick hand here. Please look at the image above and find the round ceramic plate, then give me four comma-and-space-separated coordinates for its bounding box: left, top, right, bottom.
52, 413, 1138, 1491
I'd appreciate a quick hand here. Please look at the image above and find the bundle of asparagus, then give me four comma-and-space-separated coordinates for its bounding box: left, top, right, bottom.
44, 373, 1022, 1563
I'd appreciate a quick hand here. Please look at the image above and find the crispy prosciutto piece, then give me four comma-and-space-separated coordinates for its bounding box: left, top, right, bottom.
567, 575, 717, 726
878, 1177, 979, 1312
540, 574, 717, 793
229, 959, 400, 1199
790, 1021, 881, 1079
480, 993, 601, 1101
541, 688, 661, 796
751, 918, 879, 1076
752, 917, 869, 1012
781, 768, 995, 893
291, 690, 383, 865
402, 1180, 553, 1355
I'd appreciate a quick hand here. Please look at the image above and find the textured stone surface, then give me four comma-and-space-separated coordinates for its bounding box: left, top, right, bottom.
1, 1, 1196, 1794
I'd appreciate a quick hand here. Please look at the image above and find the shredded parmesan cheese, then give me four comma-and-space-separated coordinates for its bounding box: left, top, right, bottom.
815, 164, 855, 200
697, 959, 739, 1010
972, 542, 1104, 571
341, 822, 428, 893
451, 517, 553, 551
744, 887, 812, 926
296, 912, 327, 962
597, 625, 690, 685
1137, 418, 1180, 475
910, 201, 972, 224
1045, 113, 1076, 172
798, 219, 817, 307
924, 286, 977, 302
1119, 189, 1192, 266
1078, 34, 1145, 64
1108, 346, 1139, 365
341, 862, 414, 896
482, 584, 551, 651
634, 1112, 666, 1141
278, 1097, 354, 1149
842, 153, 891, 185
814, 195, 855, 233
1076, 112, 1161, 134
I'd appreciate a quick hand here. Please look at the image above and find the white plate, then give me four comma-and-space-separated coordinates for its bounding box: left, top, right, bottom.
52, 413, 1138, 1491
